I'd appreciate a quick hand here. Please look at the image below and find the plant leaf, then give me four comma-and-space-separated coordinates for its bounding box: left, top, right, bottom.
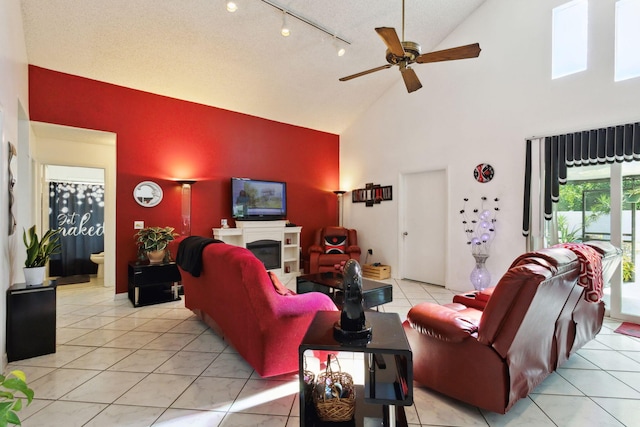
5, 410, 21, 426
8, 371, 26, 383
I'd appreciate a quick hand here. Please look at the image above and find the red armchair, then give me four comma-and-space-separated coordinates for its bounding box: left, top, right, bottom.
308, 226, 361, 274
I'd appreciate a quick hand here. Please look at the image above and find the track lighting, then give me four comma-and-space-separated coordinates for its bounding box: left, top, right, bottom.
280, 12, 290, 37
226, 1, 238, 13
259, 0, 350, 47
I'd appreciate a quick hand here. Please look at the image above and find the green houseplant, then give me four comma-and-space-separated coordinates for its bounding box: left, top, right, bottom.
135, 226, 178, 264
0, 370, 34, 427
22, 225, 61, 286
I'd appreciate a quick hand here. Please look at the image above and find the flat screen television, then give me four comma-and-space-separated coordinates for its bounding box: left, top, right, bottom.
231, 177, 287, 220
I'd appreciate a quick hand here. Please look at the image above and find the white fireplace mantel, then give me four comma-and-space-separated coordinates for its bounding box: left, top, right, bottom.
212, 221, 301, 278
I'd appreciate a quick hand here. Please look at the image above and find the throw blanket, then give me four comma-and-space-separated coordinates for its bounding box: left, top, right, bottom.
554, 243, 603, 302
176, 236, 222, 277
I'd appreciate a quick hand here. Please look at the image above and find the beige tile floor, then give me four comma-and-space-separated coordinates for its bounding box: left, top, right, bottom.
5, 276, 640, 426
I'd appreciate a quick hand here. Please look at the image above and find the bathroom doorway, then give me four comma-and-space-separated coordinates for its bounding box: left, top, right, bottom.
31, 121, 116, 289
45, 165, 105, 283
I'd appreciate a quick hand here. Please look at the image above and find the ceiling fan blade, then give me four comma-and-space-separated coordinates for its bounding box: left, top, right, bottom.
339, 64, 393, 82
416, 43, 481, 64
400, 66, 422, 93
375, 27, 405, 57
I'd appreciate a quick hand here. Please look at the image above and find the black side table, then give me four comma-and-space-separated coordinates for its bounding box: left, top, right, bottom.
299, 311, 413, 427
128, 261, 181, 307
6, 281, 57, 362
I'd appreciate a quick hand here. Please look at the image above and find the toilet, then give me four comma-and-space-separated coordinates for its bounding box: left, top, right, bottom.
90, 252, 105, 278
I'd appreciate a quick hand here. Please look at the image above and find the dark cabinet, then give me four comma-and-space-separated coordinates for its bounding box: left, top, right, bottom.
128, 261, 181, 307
6, 282, 57, 362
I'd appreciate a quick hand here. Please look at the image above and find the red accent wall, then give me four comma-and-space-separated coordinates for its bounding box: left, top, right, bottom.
28, 66, 339, 294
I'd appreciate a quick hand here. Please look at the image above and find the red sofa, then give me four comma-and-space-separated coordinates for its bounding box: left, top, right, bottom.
403, 245, 617, 413
169, 238, 337, 377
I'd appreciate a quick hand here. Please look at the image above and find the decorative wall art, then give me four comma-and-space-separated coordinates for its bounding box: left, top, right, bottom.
474, 163, 495, 183
352, 183, 392, 207
133, 181, 163, 207
8, 142, 17, 235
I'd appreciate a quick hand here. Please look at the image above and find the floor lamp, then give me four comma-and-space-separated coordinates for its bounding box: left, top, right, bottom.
179, 180, 196, 236
333, 190, 346, 226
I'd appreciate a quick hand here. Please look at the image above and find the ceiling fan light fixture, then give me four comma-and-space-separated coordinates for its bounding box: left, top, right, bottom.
226, 1, 238, 13
281, 12, 290, 37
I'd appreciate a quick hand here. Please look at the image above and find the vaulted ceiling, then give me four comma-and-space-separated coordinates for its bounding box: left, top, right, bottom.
20, 0, 486, 134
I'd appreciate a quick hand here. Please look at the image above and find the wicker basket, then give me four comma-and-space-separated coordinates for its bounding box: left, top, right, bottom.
313, 354, 355, 422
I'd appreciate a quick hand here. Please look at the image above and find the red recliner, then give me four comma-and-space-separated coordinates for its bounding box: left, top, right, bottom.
451, 242, 621, 367
308, 226, 361, 274
403, 247, 594, 413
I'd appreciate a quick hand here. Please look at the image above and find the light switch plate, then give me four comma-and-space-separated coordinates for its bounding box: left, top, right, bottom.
134, 221, 144, 229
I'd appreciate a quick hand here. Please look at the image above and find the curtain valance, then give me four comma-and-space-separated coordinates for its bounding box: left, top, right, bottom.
522, 122, 640, 237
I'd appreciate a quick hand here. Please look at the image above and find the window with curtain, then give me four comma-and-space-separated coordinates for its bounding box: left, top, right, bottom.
522, 122, 640, 245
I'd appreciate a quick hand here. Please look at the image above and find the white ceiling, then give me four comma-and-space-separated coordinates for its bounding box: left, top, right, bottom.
20, 0, 486, 134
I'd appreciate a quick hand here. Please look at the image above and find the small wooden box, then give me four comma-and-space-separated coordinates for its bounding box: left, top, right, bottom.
362, 264, 391, 280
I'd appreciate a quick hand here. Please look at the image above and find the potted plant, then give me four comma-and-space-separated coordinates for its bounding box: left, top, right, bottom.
23, 225, 61, 286
0, 370, 34, 426
135, 226, 178, 264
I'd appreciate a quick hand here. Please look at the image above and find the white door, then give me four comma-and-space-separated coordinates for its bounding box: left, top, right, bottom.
401, 170, 446, 285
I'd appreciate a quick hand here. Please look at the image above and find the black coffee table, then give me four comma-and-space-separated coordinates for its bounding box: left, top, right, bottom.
296, 272, 392, 309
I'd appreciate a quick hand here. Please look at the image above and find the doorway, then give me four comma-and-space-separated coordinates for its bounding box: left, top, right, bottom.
400, 169, 446, 285
31, 122, 116, 289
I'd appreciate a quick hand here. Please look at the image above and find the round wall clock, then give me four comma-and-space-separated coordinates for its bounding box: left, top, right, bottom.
133, 181, 163, 207
474, 163, 495, 183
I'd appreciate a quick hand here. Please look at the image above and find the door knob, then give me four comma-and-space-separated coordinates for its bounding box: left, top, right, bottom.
403, 232, 408, 236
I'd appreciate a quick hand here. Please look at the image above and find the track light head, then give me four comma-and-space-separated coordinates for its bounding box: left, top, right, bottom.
333, 36, 346, 56
281, 12, 290, 37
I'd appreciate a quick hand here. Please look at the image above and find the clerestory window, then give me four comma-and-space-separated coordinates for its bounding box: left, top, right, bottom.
615, 0, 640, 81
552, 0, 589, 79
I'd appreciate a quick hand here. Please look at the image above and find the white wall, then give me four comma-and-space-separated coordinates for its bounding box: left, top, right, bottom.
341, 0, 640, 291
0, 0, 30, 370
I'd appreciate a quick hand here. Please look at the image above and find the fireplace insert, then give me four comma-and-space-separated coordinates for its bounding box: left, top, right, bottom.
246, 239, 281, 270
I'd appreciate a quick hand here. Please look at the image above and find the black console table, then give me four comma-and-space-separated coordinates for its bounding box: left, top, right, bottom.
6, 281, 57, 362
299, 311, 413, 427
128, 261, 181, 307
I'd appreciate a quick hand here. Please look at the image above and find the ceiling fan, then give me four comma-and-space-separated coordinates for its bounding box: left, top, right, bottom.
339, 0, 481, 93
